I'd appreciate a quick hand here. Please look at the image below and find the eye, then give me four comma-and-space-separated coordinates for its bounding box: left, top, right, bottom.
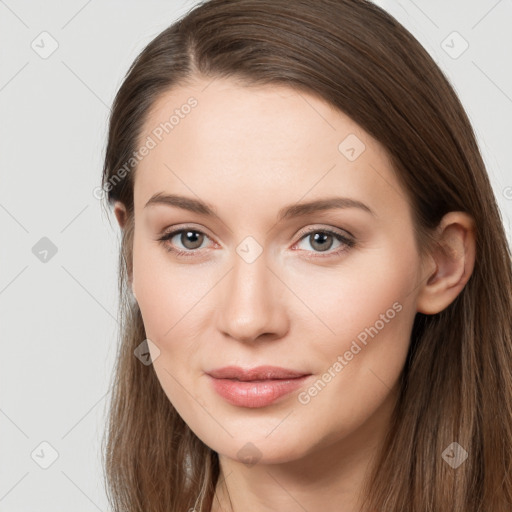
293, 228, 355, 257
158, 227, 212, 257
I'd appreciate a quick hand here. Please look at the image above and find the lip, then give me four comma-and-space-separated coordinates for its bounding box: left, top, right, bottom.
206, 365, 312, 408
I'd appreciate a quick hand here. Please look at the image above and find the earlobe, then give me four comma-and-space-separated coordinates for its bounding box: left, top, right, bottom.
114, 201, 128, 229
416, 212, 476, 315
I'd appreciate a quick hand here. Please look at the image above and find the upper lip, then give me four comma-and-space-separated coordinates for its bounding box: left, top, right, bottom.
207, 365, 311, 381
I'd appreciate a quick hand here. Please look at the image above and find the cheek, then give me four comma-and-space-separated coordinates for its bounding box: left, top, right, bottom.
132, 240, 218, 354
294, 263, 416, 440
295, 237, 420, 355
132, 243, 211, 414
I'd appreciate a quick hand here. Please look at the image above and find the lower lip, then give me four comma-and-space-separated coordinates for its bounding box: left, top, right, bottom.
208, 375, 311, 408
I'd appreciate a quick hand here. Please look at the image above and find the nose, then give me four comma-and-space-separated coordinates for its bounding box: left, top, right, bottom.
216, 250, 290, 344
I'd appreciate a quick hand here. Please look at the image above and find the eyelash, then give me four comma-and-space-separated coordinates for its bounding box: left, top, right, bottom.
157, 225, 356, 260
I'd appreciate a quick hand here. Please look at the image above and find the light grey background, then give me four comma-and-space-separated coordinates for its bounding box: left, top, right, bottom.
0, 0, 510, 510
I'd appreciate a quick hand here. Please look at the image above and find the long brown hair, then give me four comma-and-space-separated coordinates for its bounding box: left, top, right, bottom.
100, 1, 512, 510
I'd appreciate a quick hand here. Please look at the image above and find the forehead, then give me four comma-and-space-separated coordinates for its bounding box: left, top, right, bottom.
133, 77, 407, 221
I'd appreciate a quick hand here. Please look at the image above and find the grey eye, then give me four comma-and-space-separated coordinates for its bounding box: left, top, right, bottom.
177, 230, 205, 250
307, 232, 335, 252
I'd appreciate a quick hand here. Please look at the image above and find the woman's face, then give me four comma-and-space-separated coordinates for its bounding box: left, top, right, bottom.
129, 77, 428, 464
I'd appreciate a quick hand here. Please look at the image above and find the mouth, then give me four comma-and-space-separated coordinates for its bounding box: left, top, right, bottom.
206, 365, 312, 408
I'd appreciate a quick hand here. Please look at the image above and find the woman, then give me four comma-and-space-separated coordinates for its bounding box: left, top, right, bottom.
100, 1, 512, 510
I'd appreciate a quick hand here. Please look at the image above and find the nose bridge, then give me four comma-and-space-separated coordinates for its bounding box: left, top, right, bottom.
217, 243, 288, 342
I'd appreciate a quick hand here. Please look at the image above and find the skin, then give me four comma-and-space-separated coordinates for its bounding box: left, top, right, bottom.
114, 77, 476, 512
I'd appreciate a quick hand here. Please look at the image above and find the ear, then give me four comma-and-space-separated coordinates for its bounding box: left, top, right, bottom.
113, 201, 135, 293
416, 212, 476, 315
113, 201, 128, 230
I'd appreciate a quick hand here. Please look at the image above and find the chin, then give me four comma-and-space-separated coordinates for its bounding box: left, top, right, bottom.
197, 428, 318, 466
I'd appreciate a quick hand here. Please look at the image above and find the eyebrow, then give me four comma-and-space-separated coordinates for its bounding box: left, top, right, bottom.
144, 192, 375, 220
